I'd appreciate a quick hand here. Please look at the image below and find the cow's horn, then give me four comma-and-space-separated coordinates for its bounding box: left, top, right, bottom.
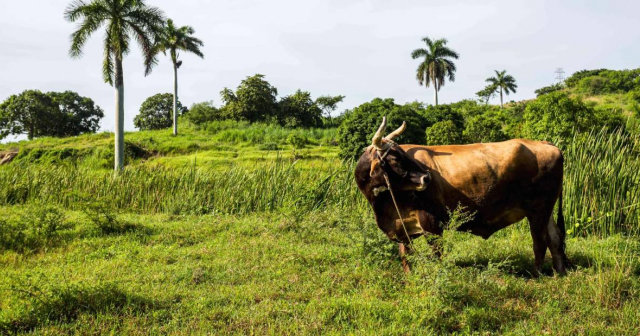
385, 121, 406, 141
371, 116, 387, 149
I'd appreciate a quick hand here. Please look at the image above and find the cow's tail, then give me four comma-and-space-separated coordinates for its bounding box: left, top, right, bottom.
557, 188, 566, 251
557, 190, 565, 236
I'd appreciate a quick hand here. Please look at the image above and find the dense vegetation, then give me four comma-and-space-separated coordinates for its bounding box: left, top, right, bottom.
1, 120, 640, 333
2, 5, 640, 327
0, 90, 103, 140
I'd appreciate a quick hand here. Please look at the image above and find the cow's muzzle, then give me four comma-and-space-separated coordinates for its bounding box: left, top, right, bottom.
409, 172, 431, 191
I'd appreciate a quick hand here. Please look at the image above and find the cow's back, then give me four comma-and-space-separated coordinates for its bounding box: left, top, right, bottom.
400, 139, 563, 231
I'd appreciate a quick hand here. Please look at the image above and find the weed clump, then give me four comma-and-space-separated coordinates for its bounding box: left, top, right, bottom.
82, 199, 137, 235
0, 205, 68, 252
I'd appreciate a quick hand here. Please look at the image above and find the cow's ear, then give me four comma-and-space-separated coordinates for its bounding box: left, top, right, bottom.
370, 159, 380, 177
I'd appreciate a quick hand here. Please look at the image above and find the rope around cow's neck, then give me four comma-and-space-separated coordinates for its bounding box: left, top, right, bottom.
377, 144, 414, 248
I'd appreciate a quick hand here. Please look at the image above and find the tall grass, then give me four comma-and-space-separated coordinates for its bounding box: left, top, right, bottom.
1, 128, 638, 236
0, 158, 363, 216
562, 129, 640, 236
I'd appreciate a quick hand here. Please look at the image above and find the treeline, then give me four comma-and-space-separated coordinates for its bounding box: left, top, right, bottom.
0, 90, 103, 140
337, 88, 633, 159
536, 68, 640, 97
180, 74, 344, 130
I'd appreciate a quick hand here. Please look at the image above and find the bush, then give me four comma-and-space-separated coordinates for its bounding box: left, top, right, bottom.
565, 69, 608, 88
463, 112, 508, 143
134, 93, 185, 130
287, 134, 308, 149
425, 120, 463, 145
0, 206, 67, 252
423, 104, 465, 130
186, 101, 221, 126
337, 98, 427, 159
83, 200, 136, 235
522, 91, 598, 141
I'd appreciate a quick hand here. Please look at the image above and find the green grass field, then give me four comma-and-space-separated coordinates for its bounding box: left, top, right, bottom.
1, 123, 640, 334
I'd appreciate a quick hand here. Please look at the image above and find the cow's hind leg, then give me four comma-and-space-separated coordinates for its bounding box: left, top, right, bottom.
546, 217, 567, 275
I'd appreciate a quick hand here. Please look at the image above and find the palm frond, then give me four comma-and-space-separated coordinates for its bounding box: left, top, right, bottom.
101, 25, 114, 85
411, 48, 428, 59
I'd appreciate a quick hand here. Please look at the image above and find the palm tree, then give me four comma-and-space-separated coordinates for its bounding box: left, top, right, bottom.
153, 19, 204, 136
485, 70, 518, 108
411, 37, 459, 106
65, 0, 165, 171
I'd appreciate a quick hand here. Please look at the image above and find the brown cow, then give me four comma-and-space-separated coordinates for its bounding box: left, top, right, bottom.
355, 117, 570, 276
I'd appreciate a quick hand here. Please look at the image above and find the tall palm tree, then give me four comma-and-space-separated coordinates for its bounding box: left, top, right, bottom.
65, 0, 165, 171
154, 19, 204, 136
411, 37, 459, 106
485, 70, 518, 108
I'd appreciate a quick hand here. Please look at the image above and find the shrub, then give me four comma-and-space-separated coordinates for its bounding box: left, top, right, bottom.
463, 112, 508, 143
134, 93, 185, 130
522, 91, 598, 141
337, 98, 427, 159
565, 69, 608, 88
287, 134, 308, 149
83, 200, 136, 235
425, 120, 463, 145
186, 101, 222, 126
0, 206, 67, 252
423, 104, 465, 130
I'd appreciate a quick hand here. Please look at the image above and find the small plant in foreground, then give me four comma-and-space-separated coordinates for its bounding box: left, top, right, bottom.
82, 199, 136, 235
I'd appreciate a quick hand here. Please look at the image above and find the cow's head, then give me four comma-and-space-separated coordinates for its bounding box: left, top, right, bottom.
355, 117, 433, 242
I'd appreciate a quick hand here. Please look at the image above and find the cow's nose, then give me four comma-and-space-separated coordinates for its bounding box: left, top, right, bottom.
414, 175, 428, 191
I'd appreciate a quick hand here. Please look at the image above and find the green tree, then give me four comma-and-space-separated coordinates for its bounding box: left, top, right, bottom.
0, 90, 103, 140
522, 91, 597, 141
186, 101, 221, 126
423, 104, 465, 130
153, 19, 204, 136
476, 84, 497, 105
0, 90, 59, 140
411, 37, 459, 106
65, 0, 165, 171
485, 70, 518, 108
463, 112, 508, 143
315, 95, 345, 126
220, 74, 278, 123
425, 120, 463, 145
134, 93, 185, 130
48, 91, 104, 136
337, 98, 427, 159
534, 83, 564, 97
278, 90, 323, 128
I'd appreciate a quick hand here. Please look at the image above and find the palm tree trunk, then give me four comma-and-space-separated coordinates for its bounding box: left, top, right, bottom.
500, 87, 504, 109
114, 57, 125, 171
433, 79, 439, 106
172, 62, 178, 136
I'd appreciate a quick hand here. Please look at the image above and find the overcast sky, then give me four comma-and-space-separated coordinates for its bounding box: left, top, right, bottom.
1, 0, 639, 142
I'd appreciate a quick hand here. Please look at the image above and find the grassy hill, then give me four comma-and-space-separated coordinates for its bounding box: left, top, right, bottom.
0, 121, 340, 170
1, 118, 640, 333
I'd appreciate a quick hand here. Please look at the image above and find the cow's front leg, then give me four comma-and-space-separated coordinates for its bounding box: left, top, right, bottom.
399, 243, 412, 273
